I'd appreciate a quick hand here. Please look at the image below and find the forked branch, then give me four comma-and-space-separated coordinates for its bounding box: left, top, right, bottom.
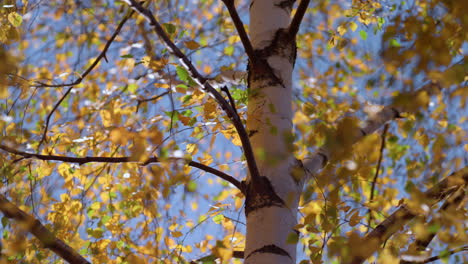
35, 10, 134, 88
400, 187, 466, 264
0, 194, 90, 264
303, 82, 442, 174
348, 168, 468, 264
123, 0, 261, 184
36, 10, 134, 148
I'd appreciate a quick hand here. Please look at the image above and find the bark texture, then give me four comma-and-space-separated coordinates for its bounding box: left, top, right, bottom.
244, 1, 302, 263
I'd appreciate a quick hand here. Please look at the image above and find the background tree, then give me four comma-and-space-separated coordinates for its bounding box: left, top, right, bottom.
0, 0, 466, 263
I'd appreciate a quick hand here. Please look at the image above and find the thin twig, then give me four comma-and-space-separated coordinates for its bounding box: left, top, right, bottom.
0, 143, 244, 193
367, 123, 389, 231
123, 0, 261, 184
136, 90, 170, 112
288, 0, 310, 37
35, 10, 134, 88
400, 187, 466, 264
303, 82, 442, 175
37, 87, 72, 148
347, 168, 468, 264
0, 194, 90, 264
221, 86, 238, 116
221, 0, 256, 64
36, 10, 134, 149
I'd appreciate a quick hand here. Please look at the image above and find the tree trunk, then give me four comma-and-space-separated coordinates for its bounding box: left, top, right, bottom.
244, 1, 302, 263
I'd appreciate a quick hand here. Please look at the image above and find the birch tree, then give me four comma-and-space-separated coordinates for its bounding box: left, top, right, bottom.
0, 0, 466, 264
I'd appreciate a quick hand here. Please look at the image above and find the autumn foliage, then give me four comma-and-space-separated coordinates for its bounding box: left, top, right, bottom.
0, 0, 466, 263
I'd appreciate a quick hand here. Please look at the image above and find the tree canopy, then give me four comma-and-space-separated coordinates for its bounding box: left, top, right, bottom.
0, 0, 466, 263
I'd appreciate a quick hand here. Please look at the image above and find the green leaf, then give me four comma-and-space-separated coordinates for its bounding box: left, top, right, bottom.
286, 231, 299, 244
120, 54, 133, 58
224, 46, 234, 56
8, 12, 22, 27
163, 23, 176, 34
186, 180, 197, 192
390, 39, 401, 47
1, 217, 8, 228
176, 66, 189, 82
212, 214, 224, 224
359, 30, 367, 40
128, 83, 138, 93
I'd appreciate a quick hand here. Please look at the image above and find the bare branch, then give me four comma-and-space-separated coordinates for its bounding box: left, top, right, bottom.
221, 0, 256, 64
36, 10, 134, 88
36, 10, 134, 149
37, 87, 72, 148
123, 0, 261, 184
136, 90, 170, 112
367, 123, 389, 231
0, 143, 244, 193
0, 194, 90, 264
347, 168, 468, 264
288, 0, 310, 37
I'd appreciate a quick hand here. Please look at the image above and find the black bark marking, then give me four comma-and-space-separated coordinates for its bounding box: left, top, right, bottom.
246, 244, 292, 260
248, 29, 297, 90
245, 176, 285, 216
275, 0, 296, 11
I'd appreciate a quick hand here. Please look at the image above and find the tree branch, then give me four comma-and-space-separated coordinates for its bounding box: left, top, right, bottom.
136, 90, 170, 112
288, 0, 310, 37
402, 246, 468, 264
0, 143, 244, 193
0, 194, 90, 264
123, 0, 261, 185
303, 82, 442, 174
221, 0, 256, 64
367, 123, 389, 231
35, 9, 134, 88
400, 186, 466, 264
37, 87, 73, 148
347, 168, 468, 264
35, 10, 134, 149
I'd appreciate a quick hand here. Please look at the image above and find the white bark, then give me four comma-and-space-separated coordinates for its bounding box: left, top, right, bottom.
245, 1, 301, 263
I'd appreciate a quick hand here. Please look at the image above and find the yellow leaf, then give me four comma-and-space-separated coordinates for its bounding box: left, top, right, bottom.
8, 12, 23, 27
349, 210, 360, 227
110, 127, 130, 145
172, 231, 183, 238
349, 21, 358, 32
142, 56, 167, 71
99, 109, 112, 127
186, 143, 198, 155
337, 25, 347, 36
0, 85, 8, 99
184, 40, 200, 50
203, 100, 217, 120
